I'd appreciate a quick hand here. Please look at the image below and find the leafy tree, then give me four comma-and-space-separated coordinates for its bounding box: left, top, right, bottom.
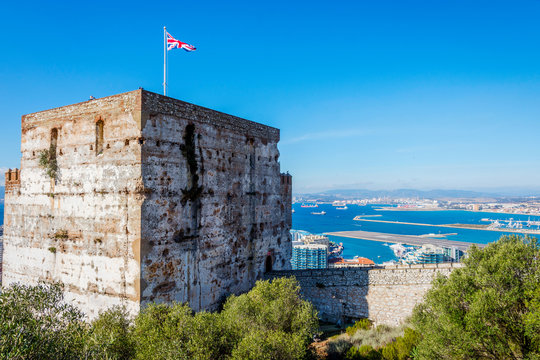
131, 277, 317, 360
0, 277, 319, 360
230, 329, 308, 360
186, 311, 237, 360
85, 306, 135, 360
0, 282, 87, 360
412, 235, 540, 359
222, 277, 319, 344
131, 302, 195, 360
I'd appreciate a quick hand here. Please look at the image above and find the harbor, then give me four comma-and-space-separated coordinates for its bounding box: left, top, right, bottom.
324, 230, 486, 252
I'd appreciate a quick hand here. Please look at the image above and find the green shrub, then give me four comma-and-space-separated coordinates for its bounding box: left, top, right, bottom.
412, 235, 540, 359
394, 328, 421, 359
222, 277, 319, 345
188, 311, 237, 360
131, 277, 317, 360
346, 318, 373, 336
0, 277, 319, 360
131, 302, 195, 359
0, 282, 87, 360
85, 306, 135, 360
380, 342, 399, 360
231, 329, 307, 360
346, 344, 382, 360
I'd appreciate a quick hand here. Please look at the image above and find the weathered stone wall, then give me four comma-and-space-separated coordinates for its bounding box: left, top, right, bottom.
2, 89, 291, 317
138, 91, 291, 311
267, 263, 462, 326
2, 91, 146, 318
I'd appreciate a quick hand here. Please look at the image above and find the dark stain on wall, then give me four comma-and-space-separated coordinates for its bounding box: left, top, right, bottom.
180, 123, 203, 206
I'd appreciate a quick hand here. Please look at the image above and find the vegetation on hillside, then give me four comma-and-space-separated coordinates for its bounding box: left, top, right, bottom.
324, 320, 420, 360
0, 277, 318, 360
411, 235, 540, 359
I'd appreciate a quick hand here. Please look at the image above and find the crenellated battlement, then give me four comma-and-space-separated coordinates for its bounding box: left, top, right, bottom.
5, 169, 20, 193
280, 173, 292, 185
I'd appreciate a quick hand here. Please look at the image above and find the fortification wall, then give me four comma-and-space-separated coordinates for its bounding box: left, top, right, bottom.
267, 263, 462, 326
138, 91, 291, 311
2, 91, 144, 318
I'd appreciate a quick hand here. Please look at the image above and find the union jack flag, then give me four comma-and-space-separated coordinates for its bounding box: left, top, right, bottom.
167, 32, 196, 52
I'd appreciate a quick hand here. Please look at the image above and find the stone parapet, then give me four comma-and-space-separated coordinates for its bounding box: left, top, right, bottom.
266, 263, 463, 326
141, 90, 280, 142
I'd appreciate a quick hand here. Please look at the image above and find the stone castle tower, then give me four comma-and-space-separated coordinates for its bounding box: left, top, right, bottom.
2, 89, 292, 318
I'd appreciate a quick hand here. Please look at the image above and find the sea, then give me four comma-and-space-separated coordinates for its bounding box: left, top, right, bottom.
292, 203, 540, 263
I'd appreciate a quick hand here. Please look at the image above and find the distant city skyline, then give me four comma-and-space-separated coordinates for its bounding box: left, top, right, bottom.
1, 1, 540, 194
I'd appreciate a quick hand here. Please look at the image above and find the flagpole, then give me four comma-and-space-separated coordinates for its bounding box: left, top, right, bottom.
163, 26, 167, 96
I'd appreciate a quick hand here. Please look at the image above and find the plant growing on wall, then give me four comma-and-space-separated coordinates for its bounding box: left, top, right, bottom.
39, 145, 58, 179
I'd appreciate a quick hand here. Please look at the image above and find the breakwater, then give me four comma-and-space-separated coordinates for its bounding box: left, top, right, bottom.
266, 263, 462, 326
353, 217, 540, 234
325, 230, 485, 251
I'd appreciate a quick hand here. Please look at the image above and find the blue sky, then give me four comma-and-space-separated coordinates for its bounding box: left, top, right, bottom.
1, 1, 540, 193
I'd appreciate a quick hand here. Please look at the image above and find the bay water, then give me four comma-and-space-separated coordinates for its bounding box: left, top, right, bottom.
293, 203, 539, 263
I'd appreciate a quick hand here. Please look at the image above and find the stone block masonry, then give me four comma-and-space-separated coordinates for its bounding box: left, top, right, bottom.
266, 263, 462, 326
2, 89, 292, 318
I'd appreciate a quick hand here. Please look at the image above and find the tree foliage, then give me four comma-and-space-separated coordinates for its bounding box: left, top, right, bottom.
0, 277, 317, 360
130, 277, 318, 360
85, 306, 135, 360
412, 235, 540, 359
223, 277, 319, 341
0, 282, 86, 360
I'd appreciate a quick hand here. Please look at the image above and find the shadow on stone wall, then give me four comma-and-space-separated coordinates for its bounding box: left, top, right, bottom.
266, 263, 461, 326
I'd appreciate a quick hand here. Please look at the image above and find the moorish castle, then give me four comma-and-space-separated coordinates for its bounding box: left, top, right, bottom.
2, 89, 292, 317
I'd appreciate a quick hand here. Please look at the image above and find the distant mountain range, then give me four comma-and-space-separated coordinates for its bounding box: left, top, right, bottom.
295, 188, 540, 200
0, 186, 4, 201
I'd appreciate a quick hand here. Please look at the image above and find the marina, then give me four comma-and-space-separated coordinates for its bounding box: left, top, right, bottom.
324, 230, 486, 252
